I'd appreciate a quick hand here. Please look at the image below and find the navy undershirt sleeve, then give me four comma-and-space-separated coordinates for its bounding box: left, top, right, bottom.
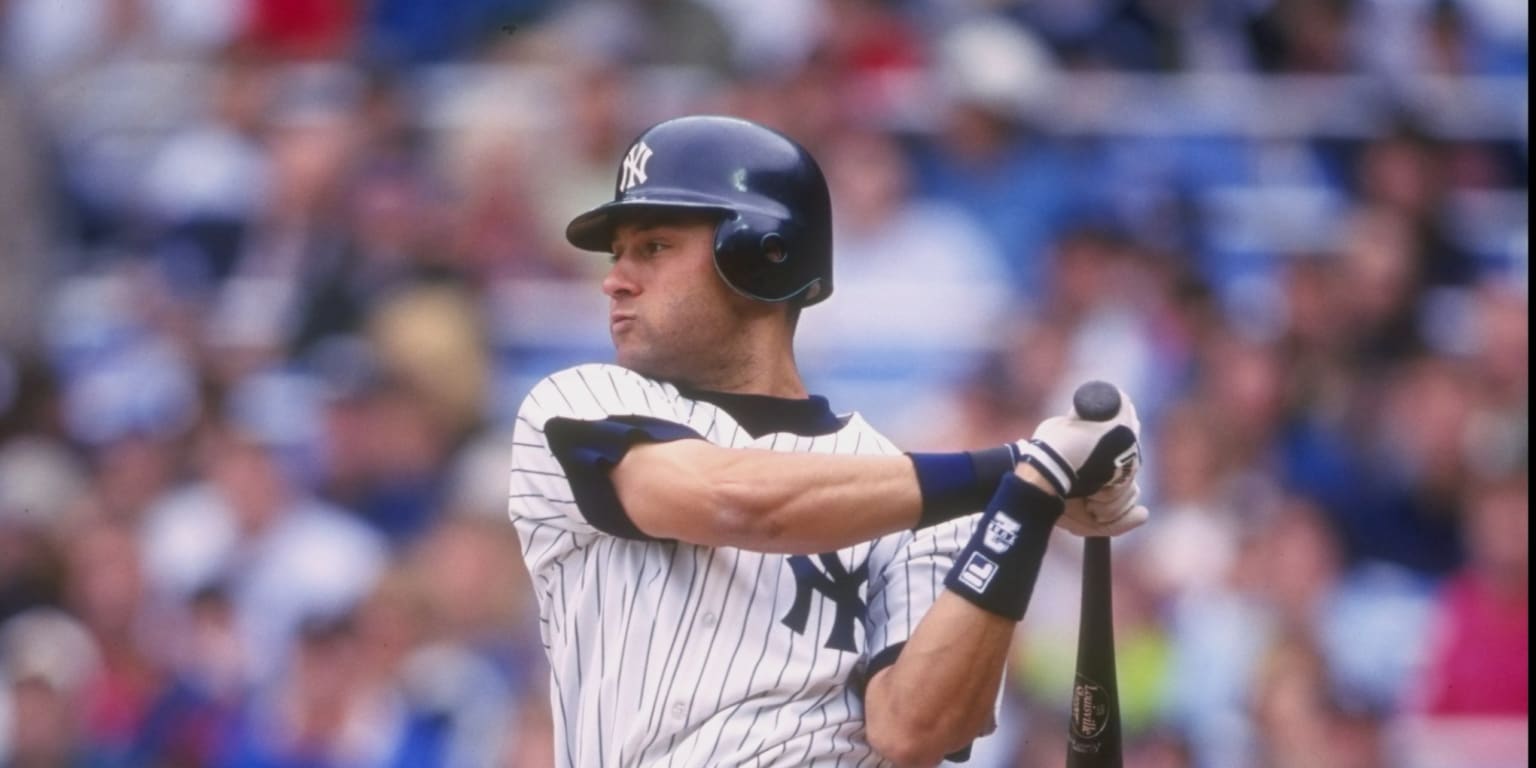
544, 415, 705, 540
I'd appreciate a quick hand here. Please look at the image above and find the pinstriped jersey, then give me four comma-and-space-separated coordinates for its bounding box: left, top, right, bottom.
508, 363, 977, 767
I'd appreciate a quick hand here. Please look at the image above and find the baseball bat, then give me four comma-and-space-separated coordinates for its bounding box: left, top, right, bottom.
1066, 381, 1124, 768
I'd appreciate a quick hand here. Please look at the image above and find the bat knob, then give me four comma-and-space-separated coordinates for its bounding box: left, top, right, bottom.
1072, 381, 1121, 422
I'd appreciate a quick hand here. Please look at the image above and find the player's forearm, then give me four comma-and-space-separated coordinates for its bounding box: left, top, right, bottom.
865, 467, 1063, 766
613, 440, 923, 553
864, 594, 1015, 767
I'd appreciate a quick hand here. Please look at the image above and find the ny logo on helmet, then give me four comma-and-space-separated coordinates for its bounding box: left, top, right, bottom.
618, 141, 653, 192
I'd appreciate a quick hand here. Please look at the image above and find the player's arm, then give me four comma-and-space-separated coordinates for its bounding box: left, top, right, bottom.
611, 441, 937, 553
861, 465, 1058, 767
609, 381, 1142, 554
861, 388, 1149, 766
525, 367, 1015, 551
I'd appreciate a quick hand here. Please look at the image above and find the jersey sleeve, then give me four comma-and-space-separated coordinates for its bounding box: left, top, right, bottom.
508, 364, 703, 549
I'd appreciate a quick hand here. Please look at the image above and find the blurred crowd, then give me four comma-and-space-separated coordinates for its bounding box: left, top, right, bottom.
0, 0, 1527, 766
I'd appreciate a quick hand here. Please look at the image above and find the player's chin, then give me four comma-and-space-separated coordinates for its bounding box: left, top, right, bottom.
615, 345, 680, 382
611, 325, 637, 355
612, 339, 652, 374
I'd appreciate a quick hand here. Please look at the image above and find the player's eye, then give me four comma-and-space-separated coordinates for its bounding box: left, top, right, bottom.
609, 236, 667, 263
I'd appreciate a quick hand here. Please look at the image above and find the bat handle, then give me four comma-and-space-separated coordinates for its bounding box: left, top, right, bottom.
1072, 381, 1121, 422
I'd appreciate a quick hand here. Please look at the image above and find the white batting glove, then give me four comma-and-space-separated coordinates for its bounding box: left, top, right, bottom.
1013, 384, 1142, 499
1057, 481, 1149, 538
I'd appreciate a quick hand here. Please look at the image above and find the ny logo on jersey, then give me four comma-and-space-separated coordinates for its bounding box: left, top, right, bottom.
782, 553, 869, 653
618, 141, 654, 192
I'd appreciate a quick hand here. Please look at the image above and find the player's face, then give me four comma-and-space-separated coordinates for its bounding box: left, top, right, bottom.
604, 214, 758, 385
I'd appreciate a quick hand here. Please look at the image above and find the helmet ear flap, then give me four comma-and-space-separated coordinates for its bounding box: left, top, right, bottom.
714, 211, 804, 303
760, 233, 787, 263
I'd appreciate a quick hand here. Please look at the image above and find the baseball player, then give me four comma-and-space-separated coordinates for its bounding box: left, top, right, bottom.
507, 116, 1148, 767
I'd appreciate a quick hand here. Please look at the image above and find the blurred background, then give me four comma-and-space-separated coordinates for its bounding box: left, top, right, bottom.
0, 0, 1526, 766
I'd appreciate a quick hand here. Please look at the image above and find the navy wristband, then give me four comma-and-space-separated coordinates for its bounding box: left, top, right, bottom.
943, 474, 1063, 622
908, 446, 1019, 529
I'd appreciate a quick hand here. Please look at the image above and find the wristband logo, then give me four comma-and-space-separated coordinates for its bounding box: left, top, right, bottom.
983, 513, 1022, 553
957, 552, 998, 592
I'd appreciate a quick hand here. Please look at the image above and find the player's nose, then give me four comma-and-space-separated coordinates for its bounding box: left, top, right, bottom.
602, 258, 638, 299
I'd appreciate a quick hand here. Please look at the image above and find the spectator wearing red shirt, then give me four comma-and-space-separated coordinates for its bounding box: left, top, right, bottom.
1410, 472, 1528, 715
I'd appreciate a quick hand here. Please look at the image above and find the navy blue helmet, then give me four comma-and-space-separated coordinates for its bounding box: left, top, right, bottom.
566, 115, 834, 307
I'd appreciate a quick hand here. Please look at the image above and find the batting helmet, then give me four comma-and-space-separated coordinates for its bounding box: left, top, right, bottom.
565, 115, 834, 306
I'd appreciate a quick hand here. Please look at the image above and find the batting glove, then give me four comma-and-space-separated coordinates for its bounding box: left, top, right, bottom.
1057, 481, 1149, 537
1013, 384, 1142, 499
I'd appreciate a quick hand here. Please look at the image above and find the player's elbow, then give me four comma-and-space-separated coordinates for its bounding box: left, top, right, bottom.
693, 453, 793, 549
866, 686, 988, 768
866, 722, 958, 768
650, 484, 787, 551
707, 482, 789, 547
615, 442, 786, 547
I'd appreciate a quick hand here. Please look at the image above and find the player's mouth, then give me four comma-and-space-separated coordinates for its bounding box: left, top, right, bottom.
610, 312, 635, 334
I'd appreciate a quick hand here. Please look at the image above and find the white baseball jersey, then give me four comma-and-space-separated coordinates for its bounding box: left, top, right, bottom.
508, 363, 980, 767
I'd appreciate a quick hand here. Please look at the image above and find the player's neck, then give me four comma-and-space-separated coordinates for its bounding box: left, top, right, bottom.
734, 367, 807, 399
690, 341, 806, 399
697, 364, 806, 399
